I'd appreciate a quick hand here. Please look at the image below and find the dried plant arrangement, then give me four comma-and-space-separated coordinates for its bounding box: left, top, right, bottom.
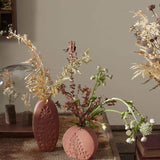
0, 0, 11, 11
21, 92, 31, 112
6, 28, 92, 152
7, 29, 92, 101
130, 4, 160, 91
0, 69, 18, 104
56, 66, 154, 143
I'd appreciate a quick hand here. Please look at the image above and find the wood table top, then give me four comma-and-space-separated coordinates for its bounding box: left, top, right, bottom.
0, 113, 120, 160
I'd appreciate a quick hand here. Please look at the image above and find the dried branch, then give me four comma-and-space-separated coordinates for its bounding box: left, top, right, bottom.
21, 92, 31, 112
7, 30, 91, 100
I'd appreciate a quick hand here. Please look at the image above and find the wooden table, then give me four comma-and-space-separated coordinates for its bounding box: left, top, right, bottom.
0, 113, 120, 160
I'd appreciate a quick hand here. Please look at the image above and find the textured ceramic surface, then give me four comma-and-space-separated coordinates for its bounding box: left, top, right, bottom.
62, 126, 98, 160
33, 99, 59, 152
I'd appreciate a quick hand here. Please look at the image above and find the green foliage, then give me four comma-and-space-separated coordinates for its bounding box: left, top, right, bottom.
58, 65, 154, 143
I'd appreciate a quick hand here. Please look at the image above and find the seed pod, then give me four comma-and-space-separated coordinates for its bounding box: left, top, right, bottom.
150, 38, 154, 42
146, 47, 153, 54
152, 58, 160, 63
141, 40, 148, 46
148, 4, 155, 11
137, 36, 142, 41
154, 36, 158, 40
134, 32, 138, 36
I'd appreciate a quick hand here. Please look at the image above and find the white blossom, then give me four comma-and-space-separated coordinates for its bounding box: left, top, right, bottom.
126, 138, 132, 144
140, 122, 152, 136
131, 137, 135, 142
125, 125, 129, 130
126, 137, 135, 144
141, 136, 147, 142
102, 123, 107, 130
130, 120, 136, 129
96, 66, 100, 70
149, 118, 155, 124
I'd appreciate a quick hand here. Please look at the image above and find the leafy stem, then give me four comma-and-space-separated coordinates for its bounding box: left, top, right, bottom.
90, 72, 100, 98
88, 66, 112, 110
107, 97, 138, 123
104, 109, 122, 114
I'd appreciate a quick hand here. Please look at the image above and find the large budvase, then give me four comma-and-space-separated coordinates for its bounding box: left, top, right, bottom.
62, 126, 98, 160
33, 99, 59, 152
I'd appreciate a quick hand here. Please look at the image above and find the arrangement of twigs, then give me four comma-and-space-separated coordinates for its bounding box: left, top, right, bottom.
0, 69, 18, 104
56, 66, 116, 127
130, 4, 160, 91
56, 64, 154, 143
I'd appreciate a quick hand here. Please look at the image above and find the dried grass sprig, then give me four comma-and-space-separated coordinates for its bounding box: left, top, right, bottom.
7, 29, 91, 100
21, 92, 31, 112
53, 48, 91, 95
7, 31, 54, 100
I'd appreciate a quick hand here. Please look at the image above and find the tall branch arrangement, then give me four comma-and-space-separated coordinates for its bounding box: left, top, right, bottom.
56, 64, 154, 143
0, 69, 18, 104
130, 4, 160, 90
7, 29, 92, 100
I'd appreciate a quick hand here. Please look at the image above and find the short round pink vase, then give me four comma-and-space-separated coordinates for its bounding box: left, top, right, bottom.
62, 125, 98, 160
33, 99, 59, 152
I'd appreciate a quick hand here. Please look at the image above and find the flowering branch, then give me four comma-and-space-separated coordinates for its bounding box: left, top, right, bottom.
56, 65, 154, 143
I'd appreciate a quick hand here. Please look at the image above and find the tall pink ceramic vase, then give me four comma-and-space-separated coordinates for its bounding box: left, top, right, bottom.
62, 126, 98, 160
33, 99, 59, 152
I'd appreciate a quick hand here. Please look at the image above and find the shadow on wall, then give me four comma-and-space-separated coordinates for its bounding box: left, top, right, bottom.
0, 0, 36, 67
16, 0, 36, 40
